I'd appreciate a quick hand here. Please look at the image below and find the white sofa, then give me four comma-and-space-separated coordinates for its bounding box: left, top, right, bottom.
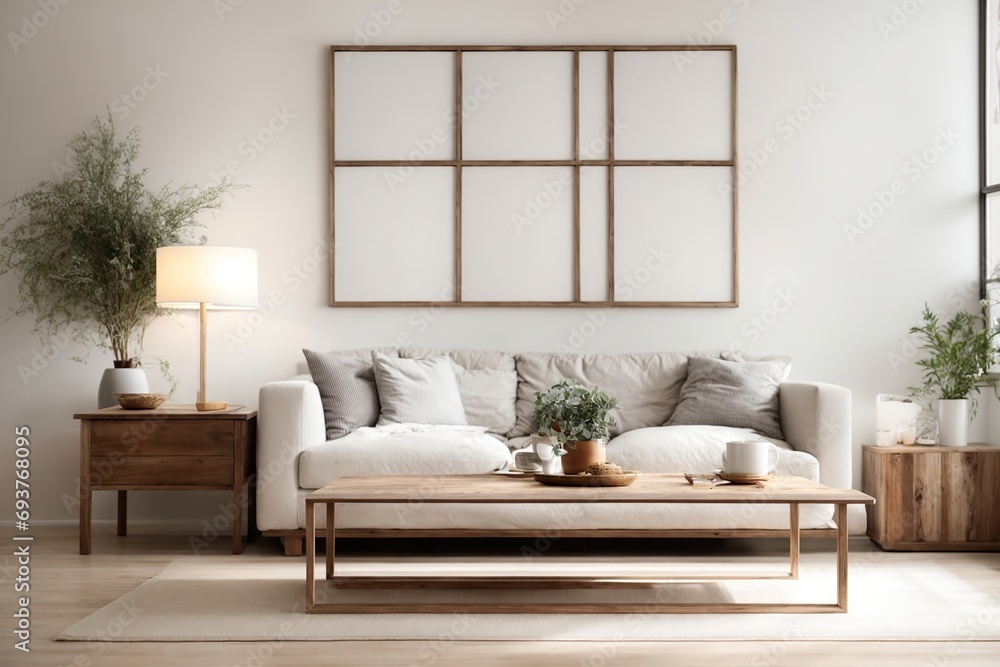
257, 348, 852, 555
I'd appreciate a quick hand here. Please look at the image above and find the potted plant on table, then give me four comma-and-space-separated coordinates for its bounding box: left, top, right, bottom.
907, 303, 1000, 446
0, 114, 237, 406
533, 380, 620, 474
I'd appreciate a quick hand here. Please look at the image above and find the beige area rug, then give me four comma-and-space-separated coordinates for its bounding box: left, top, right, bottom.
58, 553, 1000, 642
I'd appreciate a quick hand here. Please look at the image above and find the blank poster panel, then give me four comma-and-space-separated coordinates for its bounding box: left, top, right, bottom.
578, 51, 609, 160
334, 52, 455, 161
334, 167, 455, 302
462, 52, 574, 160
462, 167, 574, 302
580, 166, 609, 301
614, 167, 733, 303
614, 51, 732, 161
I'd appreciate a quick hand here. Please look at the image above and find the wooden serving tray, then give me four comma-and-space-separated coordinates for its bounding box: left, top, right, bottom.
534, 471, 640, 487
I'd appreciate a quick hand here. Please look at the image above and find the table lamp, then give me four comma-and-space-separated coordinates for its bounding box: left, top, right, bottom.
155, 246, 258, 411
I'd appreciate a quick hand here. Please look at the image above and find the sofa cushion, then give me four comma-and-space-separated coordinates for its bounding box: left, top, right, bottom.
665, 357, 790, 440
452, 365, 518, 435
303, 348, 396, 441
512, 352, 690, 437
399, 348, 518, 435
400, 347, 516, 373
298, 425, 512, 489
372, 352, 467, 426
606, 425, 819, 481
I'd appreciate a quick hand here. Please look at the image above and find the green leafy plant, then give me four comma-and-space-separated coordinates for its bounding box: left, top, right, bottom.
907, 303, 1000, 418
533, 380, 620, 455
0, 113, 238, 369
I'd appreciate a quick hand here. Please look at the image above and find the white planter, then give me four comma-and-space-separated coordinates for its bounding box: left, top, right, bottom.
938, 399, 970, 447
97, 368, 149, 409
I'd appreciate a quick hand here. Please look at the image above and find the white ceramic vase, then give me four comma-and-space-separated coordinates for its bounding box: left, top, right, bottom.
97, 368, 149, 409
937, 399, 969, 447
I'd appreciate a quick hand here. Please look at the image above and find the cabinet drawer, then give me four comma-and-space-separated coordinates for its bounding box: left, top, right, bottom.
90, 456, 233, 486
90, 420, 234, 457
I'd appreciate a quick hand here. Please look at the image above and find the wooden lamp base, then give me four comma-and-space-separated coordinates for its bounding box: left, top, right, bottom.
196, 401, 228, 412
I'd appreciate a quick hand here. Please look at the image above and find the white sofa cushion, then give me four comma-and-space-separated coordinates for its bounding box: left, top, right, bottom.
298, 425, 512, 490
452, 365, 518, 435
372, 352, 468, 426
512, 352, 690, 437
400, 347, 516, 372
607, 425, 820, 481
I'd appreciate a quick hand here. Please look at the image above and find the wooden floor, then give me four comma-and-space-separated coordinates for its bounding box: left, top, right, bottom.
2, 524, 999, 667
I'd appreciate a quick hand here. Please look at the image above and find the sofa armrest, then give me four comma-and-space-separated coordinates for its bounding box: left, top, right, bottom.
779, 381, 852, 490
256, 380, 326, 531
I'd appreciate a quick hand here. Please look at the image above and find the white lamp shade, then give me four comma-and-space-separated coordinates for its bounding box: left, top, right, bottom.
156, 246, 258, 310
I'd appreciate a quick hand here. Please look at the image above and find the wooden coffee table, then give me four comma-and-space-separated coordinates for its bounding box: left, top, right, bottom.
305, 473, 874, 614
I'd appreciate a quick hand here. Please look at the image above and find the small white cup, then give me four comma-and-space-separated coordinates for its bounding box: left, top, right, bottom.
875, 430, 893, 446
722, 440, 779, 476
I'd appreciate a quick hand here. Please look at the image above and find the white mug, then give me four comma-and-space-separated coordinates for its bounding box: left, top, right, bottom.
531, 435, 563, 475
722, 440, 779, 476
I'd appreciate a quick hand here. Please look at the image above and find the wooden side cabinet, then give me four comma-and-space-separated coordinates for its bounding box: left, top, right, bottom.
862, 444, 1000, 551
74, 405, 257, 555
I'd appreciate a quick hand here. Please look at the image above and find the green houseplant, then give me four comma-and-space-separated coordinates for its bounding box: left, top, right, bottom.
533, 380, 620, 473
0, 114, 236, 404
907, 303, 1000, 446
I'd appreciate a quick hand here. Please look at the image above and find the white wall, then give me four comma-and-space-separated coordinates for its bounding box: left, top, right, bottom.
0, 0, 980, 525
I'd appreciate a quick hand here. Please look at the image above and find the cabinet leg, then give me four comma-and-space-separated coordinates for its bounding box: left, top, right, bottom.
247, 476, 257, 543
117, 491, 127, 536
80, 488, 91, 555
232, 483, 244, 554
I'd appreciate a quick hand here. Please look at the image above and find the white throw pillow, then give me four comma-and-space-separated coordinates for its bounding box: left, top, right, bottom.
372, 352, 468, 426
452, 363, 518, 435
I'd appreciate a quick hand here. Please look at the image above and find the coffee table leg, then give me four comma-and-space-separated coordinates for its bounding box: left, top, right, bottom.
306, 501, 315, 613
789, 502, 799, 579
326, 504, 335, 580
836, 503, 848, 612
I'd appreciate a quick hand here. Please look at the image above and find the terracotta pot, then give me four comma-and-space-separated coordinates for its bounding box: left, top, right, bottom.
560, 440, 605, 474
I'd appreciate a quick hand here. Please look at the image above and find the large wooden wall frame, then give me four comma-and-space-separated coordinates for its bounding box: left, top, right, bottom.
329, 45, 739, 308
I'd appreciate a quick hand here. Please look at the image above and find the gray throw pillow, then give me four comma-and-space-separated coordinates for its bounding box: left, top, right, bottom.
665, 357, 790, 440
372, 352, 468, 426
303, 349, 385, 441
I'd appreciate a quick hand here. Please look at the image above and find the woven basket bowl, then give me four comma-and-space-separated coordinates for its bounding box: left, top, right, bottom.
115, 393, 167, 410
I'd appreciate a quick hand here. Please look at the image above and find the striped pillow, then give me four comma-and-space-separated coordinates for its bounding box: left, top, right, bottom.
665, 357, 790, 440
303, 349, 387, 441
